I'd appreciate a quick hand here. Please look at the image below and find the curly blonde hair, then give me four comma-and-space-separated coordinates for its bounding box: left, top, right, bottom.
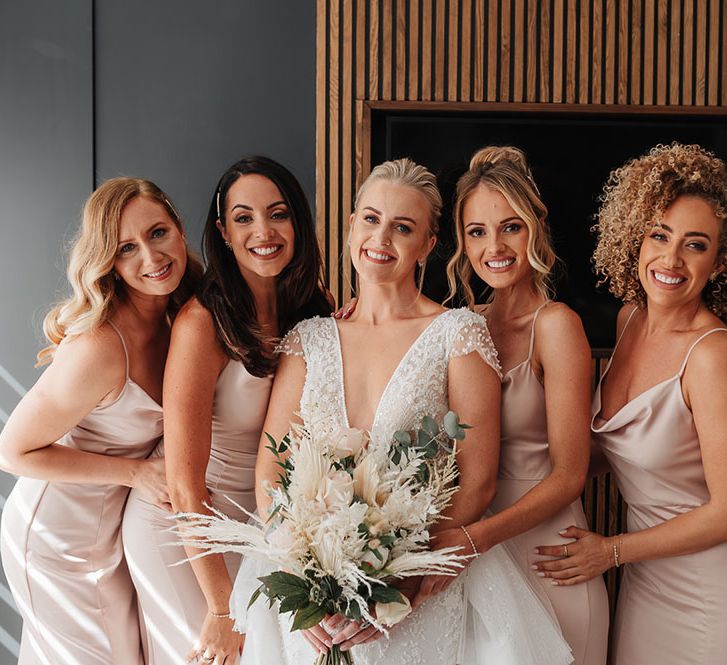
446, 145, 557, 306
593, 142, 727, 319
37, 178, 202, 365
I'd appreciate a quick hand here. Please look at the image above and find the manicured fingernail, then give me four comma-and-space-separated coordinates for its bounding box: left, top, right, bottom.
537, 572, 546, 577
551, 580, 559, 586
533, 548, 540, 554
530, 564, 538, 570
558, 529, 568, 535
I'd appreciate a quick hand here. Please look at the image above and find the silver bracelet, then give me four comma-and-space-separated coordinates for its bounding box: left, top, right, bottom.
460, 525, 478, 556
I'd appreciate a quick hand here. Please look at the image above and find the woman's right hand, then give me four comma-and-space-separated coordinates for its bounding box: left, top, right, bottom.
131, 457, 172, 511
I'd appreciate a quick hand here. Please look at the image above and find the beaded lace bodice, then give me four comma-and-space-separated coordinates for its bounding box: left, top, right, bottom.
279, 308, 501, 449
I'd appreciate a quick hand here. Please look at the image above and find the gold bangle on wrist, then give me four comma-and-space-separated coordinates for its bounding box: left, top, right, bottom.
461, 525, 478, 556
612, 535, 622, 568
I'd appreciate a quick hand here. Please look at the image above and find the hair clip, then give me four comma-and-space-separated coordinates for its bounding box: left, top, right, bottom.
216, 190, 221, 219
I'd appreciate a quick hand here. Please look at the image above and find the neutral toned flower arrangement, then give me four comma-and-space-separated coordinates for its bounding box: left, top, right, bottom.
175, 411, 471, 665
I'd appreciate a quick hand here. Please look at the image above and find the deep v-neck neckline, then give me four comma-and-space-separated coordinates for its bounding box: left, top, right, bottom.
330, 311, 449, 433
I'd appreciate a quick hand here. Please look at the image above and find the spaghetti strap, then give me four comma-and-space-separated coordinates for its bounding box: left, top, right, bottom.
678, 328, 727, 376
107, 320, 130, 381
612, 306, 640, 352
526, 301, 550, 360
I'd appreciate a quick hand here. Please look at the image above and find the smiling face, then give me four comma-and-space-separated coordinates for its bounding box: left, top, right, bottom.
349, 179, 436, 287
216, 173, 295, 282
113, 196, 187, 296
638, 195, 723, 309
461, 184, 532, 290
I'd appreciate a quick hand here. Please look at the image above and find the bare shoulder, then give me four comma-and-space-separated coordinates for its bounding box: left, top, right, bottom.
534, 302, 590, 367
685, 327, 727, 376
169, 297, 227, 366
44, 324, 126, 399
615, 303, 639, 336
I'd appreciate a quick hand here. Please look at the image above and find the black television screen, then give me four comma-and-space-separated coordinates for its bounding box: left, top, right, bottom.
371, 109, 727, 347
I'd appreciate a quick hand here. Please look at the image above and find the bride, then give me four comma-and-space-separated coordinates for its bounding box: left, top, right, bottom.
236, 158, 572, 665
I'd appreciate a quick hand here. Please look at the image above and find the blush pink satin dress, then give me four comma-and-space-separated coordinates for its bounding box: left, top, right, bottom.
122, 359, 271, 664
488, 303, 609, 665
0, 322, 162, 664
592, 312, 727, 665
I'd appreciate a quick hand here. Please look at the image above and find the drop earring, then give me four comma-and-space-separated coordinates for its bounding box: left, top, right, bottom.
224, 240, 233, 251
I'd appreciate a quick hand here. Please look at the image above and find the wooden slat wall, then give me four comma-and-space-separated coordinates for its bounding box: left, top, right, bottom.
317, 0, 726, 296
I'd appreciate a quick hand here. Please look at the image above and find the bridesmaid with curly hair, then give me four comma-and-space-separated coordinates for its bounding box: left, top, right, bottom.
0, 178, 201, 664
534, 143, 727, 665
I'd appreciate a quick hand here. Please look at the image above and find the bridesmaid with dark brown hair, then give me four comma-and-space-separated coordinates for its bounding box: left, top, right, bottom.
534, 143, 727, 665
122, 156, 331, 665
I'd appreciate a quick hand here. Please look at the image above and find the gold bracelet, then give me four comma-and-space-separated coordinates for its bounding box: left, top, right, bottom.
460, 525, 478, 556
208, 609, 231, 619
612, 536, 621, 568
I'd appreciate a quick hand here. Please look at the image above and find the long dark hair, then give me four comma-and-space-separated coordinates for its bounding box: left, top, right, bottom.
199, 156, 331, 376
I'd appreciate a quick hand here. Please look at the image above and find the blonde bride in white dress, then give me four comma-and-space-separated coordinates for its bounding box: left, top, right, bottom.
233, 159, 573, 665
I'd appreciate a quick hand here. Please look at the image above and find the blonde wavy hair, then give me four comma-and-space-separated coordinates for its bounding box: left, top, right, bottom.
349, 158, 442, 291
37, 177, 202, 365
446, 146, 557, 307
593, 142, 727, 319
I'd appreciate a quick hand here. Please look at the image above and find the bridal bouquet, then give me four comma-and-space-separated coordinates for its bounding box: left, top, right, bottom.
176, 411, 471, 665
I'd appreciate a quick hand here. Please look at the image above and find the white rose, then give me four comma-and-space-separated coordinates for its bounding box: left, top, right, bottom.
316, 469, 354, 510
375, 595, 411, 627
331, 427, 369, 459
360, 547, 388, 571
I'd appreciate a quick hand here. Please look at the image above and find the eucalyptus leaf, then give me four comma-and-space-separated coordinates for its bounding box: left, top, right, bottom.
421, 415, 439, 438
291, 602, 326, 631
393, 430, 411, 446
443, 411, 461, 438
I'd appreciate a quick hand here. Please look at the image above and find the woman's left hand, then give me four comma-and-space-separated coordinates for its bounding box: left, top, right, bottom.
533, 525, 615, 585
412, 527, 476, 609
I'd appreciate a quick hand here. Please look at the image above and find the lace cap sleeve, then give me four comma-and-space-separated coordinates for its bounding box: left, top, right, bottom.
450, 309, 502, 379
275, 327, 304, 357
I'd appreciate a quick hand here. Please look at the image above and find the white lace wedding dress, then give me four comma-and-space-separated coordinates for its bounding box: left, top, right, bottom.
231, 308, 573, 665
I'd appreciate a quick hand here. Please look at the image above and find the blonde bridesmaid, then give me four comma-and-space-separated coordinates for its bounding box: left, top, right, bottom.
122, 156, 331, 665
534, 143, 727, 665
0, 179, 201, 664
416, 146, 609, 664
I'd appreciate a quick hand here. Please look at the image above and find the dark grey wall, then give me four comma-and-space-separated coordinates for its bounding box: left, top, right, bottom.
0, 2, 316, 660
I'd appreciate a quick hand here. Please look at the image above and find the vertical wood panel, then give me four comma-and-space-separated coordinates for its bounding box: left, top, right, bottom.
683, 0, 694, 104
487, 0, 499, 99
579, 0, 590, 103
341, 0, 353, 298
631, 0, 642, 104
408, 0, 420, 100
669, 0, 681, 104
513, 0, 525, 102
656, 0, 668, 105
723, 0, 727, 106
435, 0, 446, 100
526, 0, 537, 101
552, 0, 564, 102
618, 0, 629, 103
473, 0, 485, 101
565, 0, 577, 102
315, 0, 327, 270
500, 0, 512, 101
643, 0, 655, 104
368, 0, 379, 99
708, 0, 719, 105
448, 0, 460, 100
604, 0, 616, 103
421, 0, 433, 99
592, 0, 603, 103
396, 0, 406, 99
539, 0, 551, 101
328, 0, 340, 297
461, 0, 472, 101
695, 0, 706, 105
382, 0, 393, 100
